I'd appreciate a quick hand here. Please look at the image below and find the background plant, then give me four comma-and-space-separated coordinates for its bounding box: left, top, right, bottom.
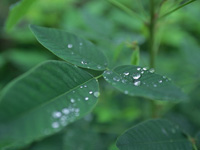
0, 0, 200, 150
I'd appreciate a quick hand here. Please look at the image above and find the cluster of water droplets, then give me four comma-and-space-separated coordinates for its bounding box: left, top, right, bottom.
104, 67, 171, 94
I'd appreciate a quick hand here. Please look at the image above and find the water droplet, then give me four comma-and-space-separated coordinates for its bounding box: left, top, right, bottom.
163, 76, 166, 79
133, 74, 141, 80
94, 91, 100, 97
70, 98, 75, 103
80, 42, 83, 46
52, 111, 62, 118
162, 128, 168, 135
171, 128, 176, 134
97, 65, 102, 69
72, 91, 75, 93
52, 122, 59, 128
137, 67, 141, 71
105, 71, 112, 75
122, 79, 127, 83
141, 71, 144, 74
84, 85, 87, 88
68, 44, 73, 48
159, 80, 163, 83
81, 61, 87, 65
142, 67, 147, 70
62, 108, 70, 114
113, 76, 120, 82
80, 86, 83, 88
124, 90, 128, 94
75, 108, 80, 113
89, 91, 93, 94
123, 72, 129, 76
153, 84, 157, 87
134, 81, 141, 86
85, 97, 89, 101
149, 68, 155, 73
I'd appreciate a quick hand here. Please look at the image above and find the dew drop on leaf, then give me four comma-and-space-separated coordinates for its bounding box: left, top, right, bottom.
134, 81, 141, 86
94, 91, 100, 97
68, 44, 73, 48
52, 122, 59, 128
133, 74, 141, 80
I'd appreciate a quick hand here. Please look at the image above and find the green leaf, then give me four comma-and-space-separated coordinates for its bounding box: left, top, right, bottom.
5, 0, 37, 31
103, 65, 188, 101
0, 60, 99, 149
116, 119, 193, 150
29, 25, 108, 71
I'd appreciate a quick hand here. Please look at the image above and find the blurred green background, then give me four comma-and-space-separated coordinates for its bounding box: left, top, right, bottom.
0, 0, 200, 149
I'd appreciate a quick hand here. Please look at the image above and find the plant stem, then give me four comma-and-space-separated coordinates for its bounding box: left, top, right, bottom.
149, 0, 156, 68
159, 0, 196, 19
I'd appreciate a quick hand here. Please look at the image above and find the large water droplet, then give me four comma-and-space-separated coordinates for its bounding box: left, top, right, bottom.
94, 91, 100, 97
133, 74, 141, 80
68, 44, 73, 48
134, 81, 141, 86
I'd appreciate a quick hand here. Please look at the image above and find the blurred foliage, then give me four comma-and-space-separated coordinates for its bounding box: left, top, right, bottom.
0, 0, 200, 149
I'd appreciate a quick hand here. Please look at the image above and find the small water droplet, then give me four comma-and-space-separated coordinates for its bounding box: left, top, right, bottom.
80, 42, 83, 46
134, 81, 141, 86
85, 97, 89, 101
62, 108, 70, 114
141, 71, 144, 74
142, 67, 147, 70
84, 85, 87, 88
52, 111, 62, 118
123, 72, 129, 76
149, 68, 155, 73
105, 71, 112, 75
137, 67, 141, 71
89, 91, 93, 94
153, 84, 157, 87
68, 44, 73, 48
133, 74, 141, 80
162, 128, 168, 135
80, 86, 83, 88
70, 98, 75, 103
124, 90, 128, 94
122, 79, 127, 83
163, 76, 166, 79
94, 91, 100, 97
171, 128, 176, 134
75, 108, 80, 113
72, 91, 75, 93
113, 76, 120, 82
52, 122, 59, 128
97, 65, 102, 69
159, 80, 163, 83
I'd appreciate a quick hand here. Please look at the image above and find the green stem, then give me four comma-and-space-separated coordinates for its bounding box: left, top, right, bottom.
108, 0, 144, 21
149, 0, 156, 69
159, 0, 196, 19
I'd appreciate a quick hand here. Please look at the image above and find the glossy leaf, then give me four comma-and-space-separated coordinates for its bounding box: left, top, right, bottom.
116, 119, 193, 150
103, 65, 188, 101
30, 25, 108, 71
5, 0, 37, 31
0, 60, 99, 149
